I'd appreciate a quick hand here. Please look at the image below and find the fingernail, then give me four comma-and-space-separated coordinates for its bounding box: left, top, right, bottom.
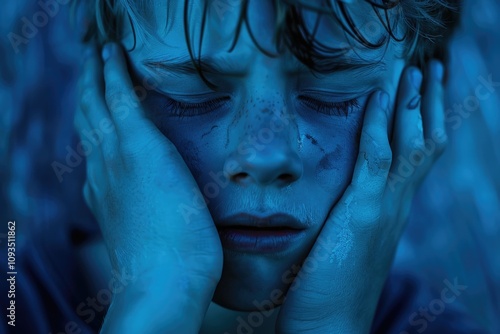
432, 61, 444, 83
407, 95, 421, 110
411, 68, 423, 91
379, 91, 389, 110
102, 43, 113, 62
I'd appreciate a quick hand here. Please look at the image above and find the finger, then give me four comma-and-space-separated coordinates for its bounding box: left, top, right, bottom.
388, 67, 425, 193
349, 90, 393, 208
401, 60, 447, 192
73, 106, 101, 168
77, 47, 115, 208
391, 66, 424, 157
79, 45, 118, 160
101, 42, 157, 141
421, 60, 448, 154
74, 106, 104, 214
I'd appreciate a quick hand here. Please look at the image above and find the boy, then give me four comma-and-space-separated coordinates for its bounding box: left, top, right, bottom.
68, 0, 484, 333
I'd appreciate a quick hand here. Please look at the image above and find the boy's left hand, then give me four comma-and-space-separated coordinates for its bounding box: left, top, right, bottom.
276, 60, 446, 334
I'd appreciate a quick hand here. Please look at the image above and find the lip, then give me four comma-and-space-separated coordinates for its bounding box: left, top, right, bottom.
217, 213, 307, 229
216, 213, 307, 253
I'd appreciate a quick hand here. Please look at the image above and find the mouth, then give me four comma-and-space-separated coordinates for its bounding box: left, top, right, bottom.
216, 213, 307, 253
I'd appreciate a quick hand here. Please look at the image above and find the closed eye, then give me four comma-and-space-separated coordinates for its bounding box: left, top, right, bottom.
163, 96, 231, 117
298, 96, 361, 117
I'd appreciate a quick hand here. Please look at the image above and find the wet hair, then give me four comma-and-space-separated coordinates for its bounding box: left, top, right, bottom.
78, 0, 459, 84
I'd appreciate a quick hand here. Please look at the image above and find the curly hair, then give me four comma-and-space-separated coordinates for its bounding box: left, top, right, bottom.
78, 0, 460, 84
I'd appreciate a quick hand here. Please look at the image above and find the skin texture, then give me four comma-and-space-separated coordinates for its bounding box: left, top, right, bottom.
124, 1, 404, 310
74, 1, 447, 333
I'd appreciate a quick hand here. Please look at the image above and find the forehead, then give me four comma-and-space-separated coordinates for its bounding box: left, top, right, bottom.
125, 0, 395, 62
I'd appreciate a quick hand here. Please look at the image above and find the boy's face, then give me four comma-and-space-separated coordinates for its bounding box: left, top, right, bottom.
123, 1, 405, 310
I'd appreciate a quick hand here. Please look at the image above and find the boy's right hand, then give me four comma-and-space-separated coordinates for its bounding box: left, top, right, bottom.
74, 43, 223, 333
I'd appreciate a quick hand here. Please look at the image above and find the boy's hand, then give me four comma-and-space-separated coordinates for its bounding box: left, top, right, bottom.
74, 43, 223, 333
276, 61, 446, 334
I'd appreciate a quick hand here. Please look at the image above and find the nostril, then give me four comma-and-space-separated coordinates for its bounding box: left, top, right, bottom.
278, 173, 296, 183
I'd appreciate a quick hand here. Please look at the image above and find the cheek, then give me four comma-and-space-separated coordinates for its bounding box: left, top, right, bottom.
149, 115, 226, 183
306, 117, 363, 194
175, 139, 204, 178
142, 96, 232, 187
317, 143, 345, 171
314, 134, 359, 188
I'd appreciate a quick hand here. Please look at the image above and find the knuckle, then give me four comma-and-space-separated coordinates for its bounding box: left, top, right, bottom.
105, 86, 121, 104
377, 147, 393, 166
119, 139, 140, 158
360, 129, 393, 173
106, 87, 138, 111
120, 129, 167, 157
368, 146, 393, 172
105, 86, 123, 108
118, 140, 149, 166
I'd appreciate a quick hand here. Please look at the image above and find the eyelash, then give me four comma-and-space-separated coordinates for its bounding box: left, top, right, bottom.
164, 96, 230, 117
298, 96, 361, 117
162, 95, 360, 118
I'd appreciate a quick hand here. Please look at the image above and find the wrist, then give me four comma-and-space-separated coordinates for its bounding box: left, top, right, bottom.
277, 273, 387, 334
102, 295, 200, 334
101, 268, 217, 334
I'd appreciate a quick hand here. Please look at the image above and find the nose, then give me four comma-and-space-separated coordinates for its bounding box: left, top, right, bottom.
226, 109, 303, 187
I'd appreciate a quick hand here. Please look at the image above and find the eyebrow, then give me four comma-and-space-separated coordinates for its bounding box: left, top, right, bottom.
293, 57, 386, 75
142, 51, 386, 77
143, 54, 250, 77
286, 45, 388, 74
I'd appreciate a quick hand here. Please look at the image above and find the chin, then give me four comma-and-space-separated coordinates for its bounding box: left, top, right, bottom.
211, 247, 304, 311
